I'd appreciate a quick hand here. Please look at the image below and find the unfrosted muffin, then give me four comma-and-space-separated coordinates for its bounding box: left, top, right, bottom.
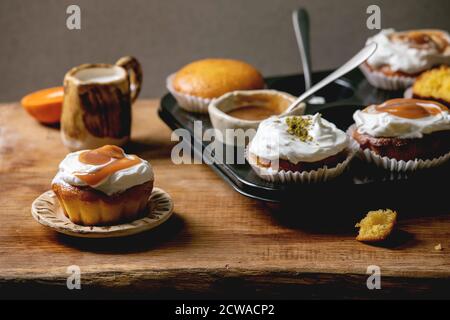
413, 65, 450, 106
52, 145, 154, 226
167, 58, 264, 113
360, 29, 450, 90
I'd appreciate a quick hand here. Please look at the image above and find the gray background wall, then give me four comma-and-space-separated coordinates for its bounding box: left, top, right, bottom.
1, 0, 449, 102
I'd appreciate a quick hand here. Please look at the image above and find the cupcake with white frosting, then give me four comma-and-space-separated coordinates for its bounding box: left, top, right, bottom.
247, 114, 357, 183
52, 145, 154, 226
350, 98, 450, 171
361, 29, 450, 90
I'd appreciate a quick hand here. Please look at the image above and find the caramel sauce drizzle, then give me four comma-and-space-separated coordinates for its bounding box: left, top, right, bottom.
394, 30, 449, 52
75, 145, 141, 186
365, 98, 448, 119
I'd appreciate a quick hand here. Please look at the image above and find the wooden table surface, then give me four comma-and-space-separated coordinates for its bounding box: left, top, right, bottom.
0, 100, 449, 299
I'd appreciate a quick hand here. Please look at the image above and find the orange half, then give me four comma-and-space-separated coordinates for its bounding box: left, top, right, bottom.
21, 86, 64, 124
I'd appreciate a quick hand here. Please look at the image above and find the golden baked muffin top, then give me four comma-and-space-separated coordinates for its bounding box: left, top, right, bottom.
173, 58, 265, 99
413, 65, 450, 104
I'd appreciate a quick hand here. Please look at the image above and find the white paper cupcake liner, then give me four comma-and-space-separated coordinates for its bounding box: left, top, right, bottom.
166, 73, 212, 113
359, 63, 415, 91
246, 140, 359, 183
347, 124, 450, 172
359, 147, 450, 172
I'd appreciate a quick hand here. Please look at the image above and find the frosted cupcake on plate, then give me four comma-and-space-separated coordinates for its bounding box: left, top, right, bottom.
52, 145, 154, 226
350, 98, 450, 171
361, 29, 450, 90
247, 114, 357, 183
167, 58, 265, 113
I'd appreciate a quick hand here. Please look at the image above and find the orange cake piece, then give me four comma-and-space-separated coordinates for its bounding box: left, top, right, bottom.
21, 86, 64, 124
355, 209, 397, 242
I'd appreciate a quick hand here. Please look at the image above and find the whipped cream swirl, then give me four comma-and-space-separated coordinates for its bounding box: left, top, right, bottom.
249, 114, 349, 164
52, 150, 153, 195
353, 101, 450, 138
366, 29, 450, 74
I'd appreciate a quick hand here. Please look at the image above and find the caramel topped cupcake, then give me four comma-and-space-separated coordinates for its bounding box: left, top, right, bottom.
395, 30, 449, 51
360, 29, 450, 90
167, 58, 264, 113
351, 99, 450, 169
52, 145, 154, 226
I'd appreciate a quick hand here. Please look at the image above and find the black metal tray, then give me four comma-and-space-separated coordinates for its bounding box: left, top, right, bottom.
158, 69, 450, 203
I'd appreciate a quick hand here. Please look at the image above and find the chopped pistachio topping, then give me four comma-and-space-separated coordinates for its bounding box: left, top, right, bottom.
285, 116, 313, 142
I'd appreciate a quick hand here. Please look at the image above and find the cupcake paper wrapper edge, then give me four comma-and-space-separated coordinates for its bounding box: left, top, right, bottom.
166, 73, 212, 113
347, 124, 450, 172
246, 140, 359, 183
359, 64, 415, 91
360, 147, 450, 172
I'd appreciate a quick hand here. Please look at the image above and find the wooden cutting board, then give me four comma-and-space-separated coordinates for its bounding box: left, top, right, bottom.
0, 100, 449, 299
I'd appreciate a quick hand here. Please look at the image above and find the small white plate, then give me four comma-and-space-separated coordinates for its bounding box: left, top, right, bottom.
31, 187, 174, 238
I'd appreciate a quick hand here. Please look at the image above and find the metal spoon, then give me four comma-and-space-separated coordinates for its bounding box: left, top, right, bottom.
292, 8, 325, 104
292, 8, 313, 91
282, 42, 377, 115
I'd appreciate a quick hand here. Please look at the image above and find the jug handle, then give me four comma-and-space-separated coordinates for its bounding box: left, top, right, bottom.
116, 56, 142, 103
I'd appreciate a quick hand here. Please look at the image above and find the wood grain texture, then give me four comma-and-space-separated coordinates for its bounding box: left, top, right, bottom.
0, 100, 449, 299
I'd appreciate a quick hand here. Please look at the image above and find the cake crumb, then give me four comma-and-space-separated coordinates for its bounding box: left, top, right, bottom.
355, 209, 397, 242
435, 243, 443, 251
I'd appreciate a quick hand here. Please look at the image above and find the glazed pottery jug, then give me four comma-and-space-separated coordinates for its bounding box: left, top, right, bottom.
61, 56, 142, 150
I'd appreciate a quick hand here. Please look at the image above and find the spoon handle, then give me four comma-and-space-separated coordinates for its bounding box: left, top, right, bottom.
292, 8, 312, 90
284, 42, 377, 114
